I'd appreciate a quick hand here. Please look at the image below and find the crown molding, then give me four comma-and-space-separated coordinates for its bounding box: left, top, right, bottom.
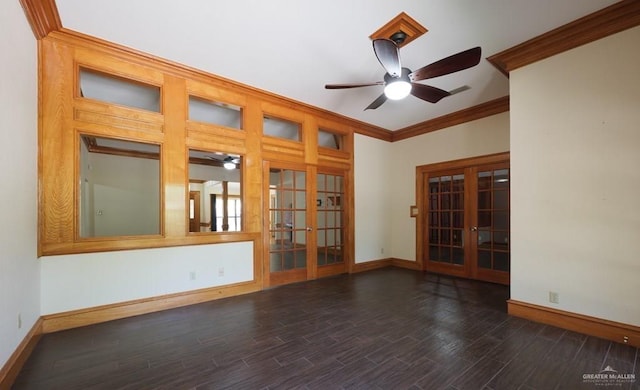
487, 0, 640, 76
391, 96, 509, 142
19, 0, 62, 40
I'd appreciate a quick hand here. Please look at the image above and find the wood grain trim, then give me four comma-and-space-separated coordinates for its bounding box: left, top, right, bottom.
508, 300, 640, 348
48, 28, 391, 141
0, 318, 43, 390
19, 0, 61, 40
42, 281, 261, 333
392, 96, 509, 142
487, 0, 640, 76
390, 258, 423, 271
351, 259, 392, 273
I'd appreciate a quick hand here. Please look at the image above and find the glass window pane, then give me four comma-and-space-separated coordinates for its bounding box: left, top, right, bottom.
79, 136, 160, 238
188, 149, 242, 233
453, 248, 464, 265
79, 68, 160, 112
493, 212, 509, 230
494, 252, 510, 271
452, 193, 464, 210
441, 176, 452, 192
440, 212, 450, 227
478, 171, 492, 190
452, 174, 464, 192
429, 245, 439, 260
440, 229, 451, 245
189, 96, 242, 129
317, 174, 326, 191
440, 247, 452, 262
295, 171, 306, 189
478, 191, 491, 210
452, 230, 463, 247
318, 128, 343, 150
494, 231, 509, 247
493, 190, 509, 210
263, 116, 300, 141
441, 194, 451, 210
453, 211, 464, 228
494, 169, 509, 189
478, 250, 492, 269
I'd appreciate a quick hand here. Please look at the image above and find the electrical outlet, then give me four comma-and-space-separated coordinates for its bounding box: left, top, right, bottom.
218, 267, 224, 277
549, 291, 559, 304
381, 248, 384, 254
189, 271, 196, 281
18, 313, 22, 329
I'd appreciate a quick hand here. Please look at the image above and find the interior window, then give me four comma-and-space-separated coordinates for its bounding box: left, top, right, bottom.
318, 128, 343, 150
79, 68, 161, 112
79, 135, 161, 237
188, 149, 242, 233
188, 96, 242, 129
263, 115, 300, 141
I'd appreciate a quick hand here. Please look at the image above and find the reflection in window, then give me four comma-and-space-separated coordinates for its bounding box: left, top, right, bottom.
79, 135, 160, 237
263, 115, 300, 141
79, 68, 161, 112
188, 96, 242, 129
188, 149, 242, 233
318, 128, 343, 150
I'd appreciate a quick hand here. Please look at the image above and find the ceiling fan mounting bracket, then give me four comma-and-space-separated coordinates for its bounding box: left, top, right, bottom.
390, 31, 407, 45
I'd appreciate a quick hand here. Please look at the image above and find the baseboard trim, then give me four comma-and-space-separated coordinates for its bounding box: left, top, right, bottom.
508, 300, 640, 347
352, 259, 392, 273
391, 258, 423, 270
42, 280, 262, 333
0, 318, 43, 390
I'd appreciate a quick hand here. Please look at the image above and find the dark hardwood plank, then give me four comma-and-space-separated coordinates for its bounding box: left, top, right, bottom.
11, 268, 639, 389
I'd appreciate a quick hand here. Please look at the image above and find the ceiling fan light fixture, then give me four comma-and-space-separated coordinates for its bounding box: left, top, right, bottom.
223, 156, 236, 170
384, 79, 411, 100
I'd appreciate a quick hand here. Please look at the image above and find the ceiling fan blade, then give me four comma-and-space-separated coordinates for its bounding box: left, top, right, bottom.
373, 39, 402, 78
325, 81, 384, 89
448, 85, 471, 95
364, 94, 388, 110
409, 47, 482, 82
410, 83, 451, 103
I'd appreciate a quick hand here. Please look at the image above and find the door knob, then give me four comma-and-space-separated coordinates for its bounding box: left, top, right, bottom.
306, 227, 313, 231
471, 226, 478, 232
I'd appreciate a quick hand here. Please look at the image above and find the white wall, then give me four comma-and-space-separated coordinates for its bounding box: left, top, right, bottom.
0, 1, 39, 369
389, 113, 510, 261
354, 134, 392, 262
41, 242, 254, 314
87, 152, 160, 236
510, 26, 640, 326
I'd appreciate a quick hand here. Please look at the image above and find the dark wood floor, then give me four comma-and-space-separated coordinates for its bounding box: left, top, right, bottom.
14, 268, 639, 389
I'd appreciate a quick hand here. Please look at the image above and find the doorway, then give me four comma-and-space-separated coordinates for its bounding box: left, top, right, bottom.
264, 163, 348, 287
417, 153, 510, 285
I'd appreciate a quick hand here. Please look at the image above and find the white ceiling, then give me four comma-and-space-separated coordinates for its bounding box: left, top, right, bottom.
56, 0, 618, 131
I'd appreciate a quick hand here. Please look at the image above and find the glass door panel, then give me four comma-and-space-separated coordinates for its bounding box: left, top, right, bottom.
427, 173, 466, 272
475, 168, 510, 276
317, 172, 345, 275
268, 168, 308, 281
422, 158, 510, 285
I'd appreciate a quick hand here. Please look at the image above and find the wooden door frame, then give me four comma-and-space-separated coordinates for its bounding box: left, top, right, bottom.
415, 152, 510, 281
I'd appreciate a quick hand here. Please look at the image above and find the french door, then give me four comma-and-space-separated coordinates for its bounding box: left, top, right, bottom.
419, 153, 510, 285
264, 162, 347, 287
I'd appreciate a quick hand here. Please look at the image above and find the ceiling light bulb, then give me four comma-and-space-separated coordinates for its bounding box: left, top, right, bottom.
384, 80, 411, 100
223, 161, 235, 170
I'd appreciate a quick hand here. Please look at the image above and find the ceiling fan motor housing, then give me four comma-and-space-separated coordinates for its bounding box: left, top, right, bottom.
390, 31, 407, 45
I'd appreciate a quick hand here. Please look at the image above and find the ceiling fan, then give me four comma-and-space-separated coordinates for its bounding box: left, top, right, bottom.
207, 155, 239, 170
325, 32, 481, 110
